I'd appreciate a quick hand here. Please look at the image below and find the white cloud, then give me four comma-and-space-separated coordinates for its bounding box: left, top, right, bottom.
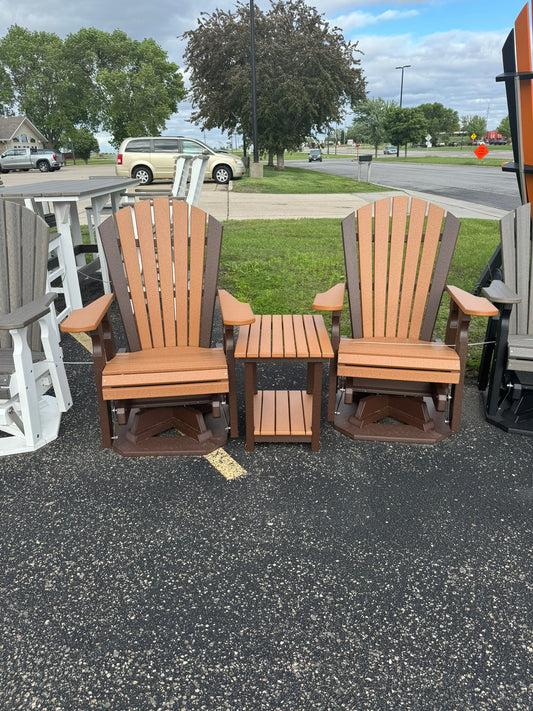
336, 9, 419, 31
356, 29, 509, 128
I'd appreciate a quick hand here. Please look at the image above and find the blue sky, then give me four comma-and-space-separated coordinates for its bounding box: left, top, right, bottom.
0, 0, 528, 148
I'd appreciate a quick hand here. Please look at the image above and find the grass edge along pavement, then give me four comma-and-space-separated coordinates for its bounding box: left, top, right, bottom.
231, 164, 389, 194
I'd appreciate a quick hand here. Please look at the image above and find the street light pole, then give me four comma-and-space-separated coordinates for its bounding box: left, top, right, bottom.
250, 0, 258, 164
395, 64, 410, 156
396, 64, 410, 108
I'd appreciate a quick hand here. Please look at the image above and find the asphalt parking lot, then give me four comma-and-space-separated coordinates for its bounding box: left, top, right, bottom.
0, 166, 532, 710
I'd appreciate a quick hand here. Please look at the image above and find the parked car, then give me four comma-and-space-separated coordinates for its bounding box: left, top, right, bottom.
383, 145, 397, 155
308, 148, 323, 162
0, 147, 63, 173
115, 136, 245, 185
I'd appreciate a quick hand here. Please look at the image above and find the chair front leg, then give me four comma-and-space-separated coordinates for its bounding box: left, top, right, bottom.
445, 301, 470, 432
223, 323, 239, 438
89, 321, 115, 448
9, 326, 43, 447
327, 310, 341, 421
486, 303, 513, 417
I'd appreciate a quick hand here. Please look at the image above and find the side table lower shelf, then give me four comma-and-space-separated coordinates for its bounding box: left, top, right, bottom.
253, 389, 313, 440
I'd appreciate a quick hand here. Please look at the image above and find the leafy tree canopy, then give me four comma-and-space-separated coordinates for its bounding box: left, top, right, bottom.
63, 127, 100, 163
417, 102, 459, 139
0, 25, 185, 148
461, 114, 487, 140
497, 115, 510, 138
384, 106, 425, 155
182, 0, 366, 164
349, 97, 395, 156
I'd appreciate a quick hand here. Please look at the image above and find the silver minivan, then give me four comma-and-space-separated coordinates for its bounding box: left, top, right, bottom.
115, 136, 245, 185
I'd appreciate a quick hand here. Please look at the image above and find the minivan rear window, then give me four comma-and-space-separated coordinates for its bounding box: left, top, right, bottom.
153, 138, 180, 152
125, 139, 151, 152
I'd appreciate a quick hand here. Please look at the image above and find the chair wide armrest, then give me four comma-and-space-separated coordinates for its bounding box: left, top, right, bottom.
60, 293, 115, 333
0, 293, 56, 330
481, 279, 521, 305
312, 283, 345, 311
218, 289, 255, 326
446, 285, 498, 317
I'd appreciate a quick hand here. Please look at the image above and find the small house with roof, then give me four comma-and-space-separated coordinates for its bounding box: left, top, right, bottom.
0, 116, 47, 153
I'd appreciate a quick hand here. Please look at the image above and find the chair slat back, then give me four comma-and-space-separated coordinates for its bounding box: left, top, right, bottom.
0, 200, 49, 350
500, 202, 533, 335
342, 196, 460, 341
100, 198, 222, 352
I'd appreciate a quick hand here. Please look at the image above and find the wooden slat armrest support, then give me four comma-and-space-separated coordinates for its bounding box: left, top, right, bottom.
312, 283, 345, 311
60, 293, 115, 333
446, 285, 499, 317
0, 293, 56, 330
481, 279, 521, 304
218, 289, 255, 326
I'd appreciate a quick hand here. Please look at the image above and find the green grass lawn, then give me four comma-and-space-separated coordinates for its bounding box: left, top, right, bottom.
219, 217, 500, 374
232, 165, 389, 194
374, 155, 508, 167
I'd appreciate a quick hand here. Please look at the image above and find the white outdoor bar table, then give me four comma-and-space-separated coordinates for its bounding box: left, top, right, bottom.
0, 177, 138, 321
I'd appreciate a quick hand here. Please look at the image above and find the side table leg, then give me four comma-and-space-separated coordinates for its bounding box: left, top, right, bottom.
244, 362, 256, 452
311, 362, 323, 452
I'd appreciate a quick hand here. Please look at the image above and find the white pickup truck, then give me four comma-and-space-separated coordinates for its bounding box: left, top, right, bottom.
0, 147, 64, 173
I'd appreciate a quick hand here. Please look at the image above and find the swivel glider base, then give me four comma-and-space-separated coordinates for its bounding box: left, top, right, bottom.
333, 394, 451, 444
484, 390, 533, 436
112, 406, 228, 456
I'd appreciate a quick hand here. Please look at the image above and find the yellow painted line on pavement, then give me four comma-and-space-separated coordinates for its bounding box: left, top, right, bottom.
68, 331, 246, 480
70, 330, 93, 352
204, 449, 247, 480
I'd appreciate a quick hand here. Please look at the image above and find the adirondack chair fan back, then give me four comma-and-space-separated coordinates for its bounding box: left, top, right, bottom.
316, 196, 497, 443
61, 198, 229, 456
478, 202, 533, 433
0, 199, 72, 455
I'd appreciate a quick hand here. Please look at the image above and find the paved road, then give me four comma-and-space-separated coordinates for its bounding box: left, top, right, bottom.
289, 158, 522, 212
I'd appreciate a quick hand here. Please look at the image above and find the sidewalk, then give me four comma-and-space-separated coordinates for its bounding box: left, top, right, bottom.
198, 183, 508, 222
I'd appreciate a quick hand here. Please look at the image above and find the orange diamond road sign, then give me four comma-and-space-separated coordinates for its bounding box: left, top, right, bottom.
474, 144, 489, 160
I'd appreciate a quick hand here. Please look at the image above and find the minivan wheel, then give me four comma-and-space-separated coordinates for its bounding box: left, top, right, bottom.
132, 165, 153, 185
213, 164, 232, 184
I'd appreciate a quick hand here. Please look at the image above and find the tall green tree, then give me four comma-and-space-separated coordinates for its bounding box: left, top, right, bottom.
64, 28, 185, 148
384, 106, 425, 156
182, 0, 366, 168
497, 115, 510, 138
0, 25, 90, 146
0, 25, 185, 148
349, 97, 394, 156
64, 127, 100, 164
461, 114, 487, 140
417, 102, 459, 142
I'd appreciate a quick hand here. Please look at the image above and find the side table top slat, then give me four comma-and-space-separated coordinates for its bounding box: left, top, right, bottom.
282, 315, 296, 357
292, 315, 309, 358
313, 314, 335, 359
234, 323, 250, 358
246, 317, 262, 358
259, 315, 272, 358
271, 315, 284, 358
303, 314, 321, 358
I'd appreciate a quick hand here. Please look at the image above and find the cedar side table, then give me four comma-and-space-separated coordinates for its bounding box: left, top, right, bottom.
234, 314, 333, 451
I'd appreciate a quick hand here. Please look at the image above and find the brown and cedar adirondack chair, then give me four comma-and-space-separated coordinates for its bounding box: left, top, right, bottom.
478, 202, 533, 433
60, 198, 239, 456
313, 196, 498, 443
0, 199, 72, 455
